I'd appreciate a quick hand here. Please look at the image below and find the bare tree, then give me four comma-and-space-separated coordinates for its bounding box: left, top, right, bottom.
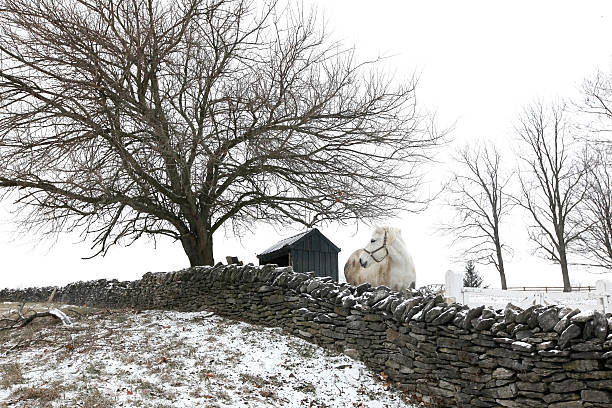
573, 147, 612, 271
444, 143, 513, 289
0, 0, 438, 266
516, 102, 589, 292
581, 71, 612, 141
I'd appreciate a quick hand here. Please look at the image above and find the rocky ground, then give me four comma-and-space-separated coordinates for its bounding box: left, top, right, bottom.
0, 303, 421, 407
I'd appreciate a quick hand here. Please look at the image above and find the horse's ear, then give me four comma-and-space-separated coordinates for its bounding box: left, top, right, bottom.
386, 226, 402, 241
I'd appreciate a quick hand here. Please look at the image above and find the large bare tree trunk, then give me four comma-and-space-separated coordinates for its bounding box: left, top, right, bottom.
181, 233, 214, 266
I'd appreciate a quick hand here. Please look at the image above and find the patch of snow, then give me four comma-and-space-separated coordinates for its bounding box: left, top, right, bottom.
0, 308, 421, 407
48, 309, 72, 326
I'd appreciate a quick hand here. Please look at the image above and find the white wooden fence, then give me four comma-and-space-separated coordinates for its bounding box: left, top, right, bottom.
444, 270, 612, 313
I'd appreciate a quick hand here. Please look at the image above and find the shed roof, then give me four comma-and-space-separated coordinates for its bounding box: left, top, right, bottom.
257, 228, 340, 257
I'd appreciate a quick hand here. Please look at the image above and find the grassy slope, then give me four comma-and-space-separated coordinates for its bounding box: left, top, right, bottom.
0, 303, 421, 408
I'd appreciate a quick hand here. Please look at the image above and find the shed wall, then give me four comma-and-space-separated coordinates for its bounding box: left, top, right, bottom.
292, 248, 338, 281
258, 229, 339, 281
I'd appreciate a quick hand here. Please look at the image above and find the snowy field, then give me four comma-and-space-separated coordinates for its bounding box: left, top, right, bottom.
0, 304, 421, 407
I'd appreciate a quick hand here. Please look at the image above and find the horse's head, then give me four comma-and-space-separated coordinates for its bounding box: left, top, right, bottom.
359, 226, 401, 268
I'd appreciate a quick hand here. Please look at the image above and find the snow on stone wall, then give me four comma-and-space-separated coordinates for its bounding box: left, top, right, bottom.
1, 264, 611, 407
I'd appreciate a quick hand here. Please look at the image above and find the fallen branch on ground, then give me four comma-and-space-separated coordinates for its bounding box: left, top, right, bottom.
0, 304, 72, 331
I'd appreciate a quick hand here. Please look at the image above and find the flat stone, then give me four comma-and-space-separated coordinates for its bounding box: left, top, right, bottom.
366, 288, 390, 306
570, 310, 595, 324
436, 336, 466, 349
424, 306, 445, 322
538, 349, 570, 357
306, 280, 321, 293
392, 299, 411, 321
563, 360, 601, 372
515, 329, 533, 340
549, 379, 586, 393
586, 379, 612, 390
402, 297, 424, 320
431, 307, 457, 325
559, 324, 582, 348
568, 371, 610, 380
491, 322, 506, 334
517, 372, 541, 382
517, 381, 547, 392
527, 312, 540, 329
464, 305, 485, 329
516, 305, 538, 324
417, 298, 438, 321
512, 341, 535, 352
557, 307, 572, 319
492, 368, 515, 379
538, 307, 560, 332
571, 341, 603, 352
554, 317, 570, 334
504, 303, 522, 324
548, 401, 584, 408
342, 295, 357, 308
594, 311, 609, 341
571, 351, 602, 360
583, 320, 595, 339
354, 283, 371, 296
581, 389, 612, 403
543, 392, 580, 404
474, 318, 496, 331
482, 383, 518, 399
364, 313, 382, 322
481, 308, 496, 319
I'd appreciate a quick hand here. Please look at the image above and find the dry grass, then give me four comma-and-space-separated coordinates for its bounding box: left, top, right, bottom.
9, 385, 61, 405
0, 363, 24, 388
76, 388, 116, 408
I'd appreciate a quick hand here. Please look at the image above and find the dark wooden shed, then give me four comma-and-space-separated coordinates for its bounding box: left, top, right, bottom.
257, 228, 341, 281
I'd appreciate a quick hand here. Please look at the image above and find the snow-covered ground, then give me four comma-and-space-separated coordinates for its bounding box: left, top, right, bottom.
0, 305, 421, 407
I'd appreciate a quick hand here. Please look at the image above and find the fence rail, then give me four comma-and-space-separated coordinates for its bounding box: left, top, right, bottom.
445, 271, 612, 313
506, 286, 596, 292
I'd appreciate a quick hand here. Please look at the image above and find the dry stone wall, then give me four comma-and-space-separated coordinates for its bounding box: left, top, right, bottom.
1, 264, 611, 407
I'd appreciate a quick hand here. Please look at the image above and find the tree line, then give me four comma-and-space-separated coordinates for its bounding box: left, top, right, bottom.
444, 96, 612, 292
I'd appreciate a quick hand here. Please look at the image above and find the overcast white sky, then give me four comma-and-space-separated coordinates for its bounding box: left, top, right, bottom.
3, 0, 612, 289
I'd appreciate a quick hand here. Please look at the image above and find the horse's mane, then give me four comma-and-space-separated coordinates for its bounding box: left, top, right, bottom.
379, 226, 403, 245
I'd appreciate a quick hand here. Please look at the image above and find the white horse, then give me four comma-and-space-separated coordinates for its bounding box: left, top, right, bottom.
344, 226, 416, 291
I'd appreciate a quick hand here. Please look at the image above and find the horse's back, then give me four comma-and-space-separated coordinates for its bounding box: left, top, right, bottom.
344, 249, 390, 287
389, 252, 416, 291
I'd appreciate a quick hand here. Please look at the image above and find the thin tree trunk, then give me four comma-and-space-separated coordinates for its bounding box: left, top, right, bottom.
493, 228, 507, 290
181, 232, 214, 266
497, 256, 508, 290
559, 248, 571, 292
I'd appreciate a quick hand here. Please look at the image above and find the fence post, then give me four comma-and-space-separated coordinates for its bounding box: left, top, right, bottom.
595, 280, 612, 314
445, 270, 464, 304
